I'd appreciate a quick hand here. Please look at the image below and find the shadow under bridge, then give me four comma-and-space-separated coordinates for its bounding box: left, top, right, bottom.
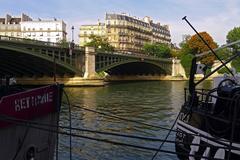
0, 37, 84, 77
95, 53, 172, 76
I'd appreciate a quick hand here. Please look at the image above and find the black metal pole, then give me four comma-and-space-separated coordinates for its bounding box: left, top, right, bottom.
182, 16, 235, 77
71, 26, 74, 43
53, 55, 56, 82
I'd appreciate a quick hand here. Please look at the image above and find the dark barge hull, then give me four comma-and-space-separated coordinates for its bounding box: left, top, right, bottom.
175, 106, 240, 160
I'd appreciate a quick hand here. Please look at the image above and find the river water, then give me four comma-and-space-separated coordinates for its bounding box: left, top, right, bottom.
58, 81, 211, 160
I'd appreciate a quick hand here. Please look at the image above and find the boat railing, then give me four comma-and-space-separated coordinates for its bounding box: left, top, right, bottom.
184, 88, 212, 103
184, 87, 236, 110
184, 87, 240, 123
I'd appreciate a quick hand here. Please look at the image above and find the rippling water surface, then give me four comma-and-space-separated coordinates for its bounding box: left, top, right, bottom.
58, 81, 194, 160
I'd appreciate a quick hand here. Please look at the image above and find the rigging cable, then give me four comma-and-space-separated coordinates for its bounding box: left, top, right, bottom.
0, 116, 225, 160
63, 89, 72, 160
70, 103, 234, 144
56, 109, 59, 160
182, 16, 235, 78
12, 124, 30, 160
151, 111, 181, 160
71, 104, 176, 131
0, 114, 235, 151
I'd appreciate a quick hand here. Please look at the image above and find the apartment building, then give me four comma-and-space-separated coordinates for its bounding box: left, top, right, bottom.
79, 22, 105, 46
21, 19, 67, 43
0, 14, 31, 38
0, 13, 67, 43
79, 13, 171, 53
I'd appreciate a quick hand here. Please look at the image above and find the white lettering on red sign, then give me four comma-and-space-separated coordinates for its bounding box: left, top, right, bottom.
14, 92, 53, 112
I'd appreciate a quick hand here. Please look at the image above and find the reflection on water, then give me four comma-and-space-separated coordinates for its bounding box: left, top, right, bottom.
58, 81, 212, 160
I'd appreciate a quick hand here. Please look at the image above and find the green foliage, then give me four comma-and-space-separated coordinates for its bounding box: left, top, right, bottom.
180, 53, 194, 77
170, 50, 181, 58
178, 42, 194, 77
57, 39, 69, 48
226, 27, 240, 71
85, 35, 114, 52
96, 71, 107, 78
217, 67, 231, 74
216, 48, 232, 60
179, 42, 194, 56
143, 43, 171, 58
226, 27, 240, 51
231, 57, 240, 72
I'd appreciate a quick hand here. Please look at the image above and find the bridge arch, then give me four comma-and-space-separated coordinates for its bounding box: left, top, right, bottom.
0, 45, 78, 77
95, 54, 172, 76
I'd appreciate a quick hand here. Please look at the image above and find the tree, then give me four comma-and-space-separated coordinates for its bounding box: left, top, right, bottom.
226, 27, 240, 72
143, 43, 171, 58
180, 53, 194, 77
226, 27, 240, 51
57, 39, 69, 48
187, 32, 217, 65
85, 35, 114, 52
179, 42, 194, 56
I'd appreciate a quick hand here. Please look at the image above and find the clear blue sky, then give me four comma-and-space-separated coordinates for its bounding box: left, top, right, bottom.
1, 0, 240, 45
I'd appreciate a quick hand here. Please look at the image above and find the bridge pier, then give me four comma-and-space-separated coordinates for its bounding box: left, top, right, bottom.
171, 58, 186, 78
83, 47, 99, 79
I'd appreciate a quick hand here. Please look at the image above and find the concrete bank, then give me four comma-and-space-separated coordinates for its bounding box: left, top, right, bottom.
16, 77, 107, 87
105, 75, 187, 81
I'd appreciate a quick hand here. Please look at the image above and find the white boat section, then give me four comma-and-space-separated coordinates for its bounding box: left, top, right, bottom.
177, 120, 240, 155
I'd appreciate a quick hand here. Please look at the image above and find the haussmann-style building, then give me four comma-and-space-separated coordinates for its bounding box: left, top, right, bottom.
79, 13, 171, 54
0, 13, 67, 43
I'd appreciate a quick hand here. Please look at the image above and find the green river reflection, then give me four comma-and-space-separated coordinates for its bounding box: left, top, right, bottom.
59, 81, 212, 160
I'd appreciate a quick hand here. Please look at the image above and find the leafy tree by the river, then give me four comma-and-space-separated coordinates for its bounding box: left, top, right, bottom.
85, 35, 114, 52
188, 32, 217, 66
226, 27, 240, 72
226, 27, 240, 51
143, 43, 171, 58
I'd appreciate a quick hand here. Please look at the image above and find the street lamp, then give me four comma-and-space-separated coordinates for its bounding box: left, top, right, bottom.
71, 26, 74, 43
69, 26, 75, 56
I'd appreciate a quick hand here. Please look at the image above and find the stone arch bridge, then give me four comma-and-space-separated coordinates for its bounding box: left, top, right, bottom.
0, 36, 184, 80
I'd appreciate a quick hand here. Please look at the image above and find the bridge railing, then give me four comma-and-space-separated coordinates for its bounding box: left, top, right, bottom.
97, 50, 172, 62
0, 35, 84, 50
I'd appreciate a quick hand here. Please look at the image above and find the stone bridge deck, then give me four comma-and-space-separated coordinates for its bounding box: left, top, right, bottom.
0, 36, 185, 83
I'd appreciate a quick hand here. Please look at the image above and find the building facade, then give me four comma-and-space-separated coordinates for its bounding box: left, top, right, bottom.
79, 13, 171, 53
0, 13, 67, 43
21, 20, 67, 43
79, 22, 105, 46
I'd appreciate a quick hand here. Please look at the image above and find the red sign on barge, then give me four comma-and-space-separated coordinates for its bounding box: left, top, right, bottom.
0, 83, 63, 160
0, 84, 62, 127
